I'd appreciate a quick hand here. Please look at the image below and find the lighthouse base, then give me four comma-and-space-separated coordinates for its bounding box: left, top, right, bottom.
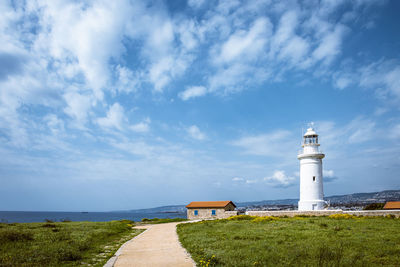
298, 200, 325, 211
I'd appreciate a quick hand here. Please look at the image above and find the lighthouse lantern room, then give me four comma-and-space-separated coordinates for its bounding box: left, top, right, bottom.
298, 125, 325, 211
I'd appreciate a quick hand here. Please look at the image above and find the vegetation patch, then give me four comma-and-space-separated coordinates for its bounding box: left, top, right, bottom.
364, 203, 385, 210
178, 216, 400, 266
328, 214, 357, 219
0, 220, 143, 266
226, 215, 256, 221
251, 216, 279, 223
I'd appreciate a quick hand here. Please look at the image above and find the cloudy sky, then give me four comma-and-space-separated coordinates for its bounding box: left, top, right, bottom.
1, 0, 399, 211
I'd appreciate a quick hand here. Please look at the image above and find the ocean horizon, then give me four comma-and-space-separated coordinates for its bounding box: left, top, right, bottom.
0, 211, 186, 223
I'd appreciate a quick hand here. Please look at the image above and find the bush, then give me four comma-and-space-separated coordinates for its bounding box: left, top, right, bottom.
226, 215, 256, 221
42, 223, 57, 228
328, 214, 357, 219
252, 216, 279, 223
0, 230, 34, 242
363, 203, 385, 210
119, 219, 134, 224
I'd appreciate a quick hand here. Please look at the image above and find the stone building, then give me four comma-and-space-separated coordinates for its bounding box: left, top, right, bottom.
186, 201, 237, 220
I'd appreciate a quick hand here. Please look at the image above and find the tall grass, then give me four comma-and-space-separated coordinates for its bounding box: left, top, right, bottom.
0, 220, 142, 266
178, 216, 400, 266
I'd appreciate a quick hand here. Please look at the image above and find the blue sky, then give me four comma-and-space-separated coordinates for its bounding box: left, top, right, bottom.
0, 0, 399, 211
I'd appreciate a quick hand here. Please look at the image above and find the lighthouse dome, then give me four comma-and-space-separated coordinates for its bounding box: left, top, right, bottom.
304, 127, 317, 137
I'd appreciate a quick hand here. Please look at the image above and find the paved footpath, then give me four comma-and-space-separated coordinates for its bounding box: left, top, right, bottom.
112, 222, 195, 267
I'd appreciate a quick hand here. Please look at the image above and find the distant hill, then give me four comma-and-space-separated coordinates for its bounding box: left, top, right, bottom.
325, 190, 400, 204
120, 189, 400, 213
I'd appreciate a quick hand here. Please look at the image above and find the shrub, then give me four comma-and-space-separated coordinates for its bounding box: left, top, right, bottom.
0, 230, 34, 242
119, 219, 134, 224
199, 254, 218, 267
385, 214, 396, 219
141, 218, 150, 222
252, 216, 279, 223
44, 219, 54, 223
226, 215, 256, 221
328, 214, 356, 219
363, 203, 385, 210
294, 214, 311, 218
333, 226, 342, 231
42, 223, 57, 228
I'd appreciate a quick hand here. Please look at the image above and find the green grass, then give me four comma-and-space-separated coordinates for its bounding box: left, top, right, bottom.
139, 217, 188, 224
0, 220, 142, 266
177, 216, 400, 266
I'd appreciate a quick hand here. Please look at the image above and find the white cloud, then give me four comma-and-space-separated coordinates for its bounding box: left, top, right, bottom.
208, 63, 270, 94
44, 114, 65, 136
232, 130, 295, 157
324, 169, 335, 177
264, 170, 295, 187
316, 117, 377, 150
63, 91, 93, 128
323, 169, 338, 182
114, 65, 139, 94
271, 10, 311, 65
187, 125, 206, 140
97, 103, 126, 131
384, 67, 400, 98
36, 1, 136, 98
130, 118, 151, 133
346, 118, 376, 144
188, 0, 205, 9
179, 86, 207, 100
216, 17, 271, 63
333, 73, 354, 90
245, 179, 258, 184
312, 24, 348, 65
389, 124, 400, 140
232, 177, 244, 182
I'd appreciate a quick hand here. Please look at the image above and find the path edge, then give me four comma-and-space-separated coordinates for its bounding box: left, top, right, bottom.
103, 227, 149, 267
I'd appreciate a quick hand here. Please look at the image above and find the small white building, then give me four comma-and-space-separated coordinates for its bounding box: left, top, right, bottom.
298, 126, 325, 211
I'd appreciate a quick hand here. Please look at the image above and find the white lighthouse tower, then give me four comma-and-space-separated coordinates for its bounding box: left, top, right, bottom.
297, 125, 325, 211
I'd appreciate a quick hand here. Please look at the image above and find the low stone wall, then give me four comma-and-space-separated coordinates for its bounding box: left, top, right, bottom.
221, 211, 238, 218
246, 210, 400, 217
246, 210, 342, 217
344, 210, 400, 217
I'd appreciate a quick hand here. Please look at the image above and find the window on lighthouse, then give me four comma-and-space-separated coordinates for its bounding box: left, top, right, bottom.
313, 176, 316, 181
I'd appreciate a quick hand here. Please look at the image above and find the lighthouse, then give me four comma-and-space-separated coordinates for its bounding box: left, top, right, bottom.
297, 125, 325, 211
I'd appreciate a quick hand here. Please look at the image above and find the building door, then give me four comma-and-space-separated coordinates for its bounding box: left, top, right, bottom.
312, 204, 317, 210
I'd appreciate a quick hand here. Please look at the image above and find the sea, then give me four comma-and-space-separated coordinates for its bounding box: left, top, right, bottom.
0, 211, 186, 223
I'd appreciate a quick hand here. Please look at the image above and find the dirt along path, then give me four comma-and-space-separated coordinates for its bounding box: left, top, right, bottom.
111, 222, 195, 267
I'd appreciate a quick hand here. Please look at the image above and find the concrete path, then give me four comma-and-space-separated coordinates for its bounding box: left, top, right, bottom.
113, 222, 195, 267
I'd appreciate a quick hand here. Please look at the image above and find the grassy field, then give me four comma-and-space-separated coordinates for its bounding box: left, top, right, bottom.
177, 215, 400, 266
0, 220, 142, 266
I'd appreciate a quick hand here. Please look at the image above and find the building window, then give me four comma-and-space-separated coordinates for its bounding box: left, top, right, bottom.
313, 176, 316, 181
211, 210, 216, 216
194, 210, 198, 216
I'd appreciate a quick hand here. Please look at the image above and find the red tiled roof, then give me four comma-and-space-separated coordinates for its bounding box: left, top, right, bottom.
186, 201, 236, 208
383, 201, 400, 209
